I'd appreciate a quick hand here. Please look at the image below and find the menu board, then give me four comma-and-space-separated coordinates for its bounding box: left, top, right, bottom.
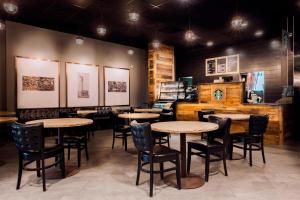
206, 54, 239, 76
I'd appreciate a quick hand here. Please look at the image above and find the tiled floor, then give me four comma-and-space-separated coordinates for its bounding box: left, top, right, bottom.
0, 130, 300, 200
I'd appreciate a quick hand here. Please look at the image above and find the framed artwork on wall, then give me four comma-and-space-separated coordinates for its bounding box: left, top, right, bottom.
104, 67, 130, 106
66, 62, 99, 107
206, 54, 239, 76
16, 56, 60, 109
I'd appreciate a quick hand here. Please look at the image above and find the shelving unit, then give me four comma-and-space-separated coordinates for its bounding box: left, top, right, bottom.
159, 81, 186, 101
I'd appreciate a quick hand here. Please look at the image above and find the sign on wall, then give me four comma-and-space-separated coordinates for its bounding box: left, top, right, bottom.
16, 57, 60, 108
66, 63, 99, 107
104, 67, 130, 106
206, 54, 239, 76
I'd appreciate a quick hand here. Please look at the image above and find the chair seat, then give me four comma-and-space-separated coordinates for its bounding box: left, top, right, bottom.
115, 125, 131, 133
188, 139, 223, 149
22, 145, 63, 160
142, 145, 179, 162
64, 135, 85, 141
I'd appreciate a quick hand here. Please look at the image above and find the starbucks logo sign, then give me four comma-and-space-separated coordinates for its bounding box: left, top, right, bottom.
214, 89, 224, 101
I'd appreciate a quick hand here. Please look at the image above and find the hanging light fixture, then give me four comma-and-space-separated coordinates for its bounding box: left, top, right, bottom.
75, 36, 84, 45
128, 11, 140, 22
152, 39, 161, 49
0, 20, 5, 31
231, 15, 248, 30
185, 30, 196, 42
97, 25, 107, 36
96, 0, 108, 37
3, 1, 18, 14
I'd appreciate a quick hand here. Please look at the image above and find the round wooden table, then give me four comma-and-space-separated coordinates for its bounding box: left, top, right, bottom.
0, 111, 16, 117
133, 108, 163, 113
151, 121, 219, 189
0, 117, 18, 166
118, 113, 160, 120
77, 110, 97, 116
203, 113, 250, 121
26, 118, 93, 178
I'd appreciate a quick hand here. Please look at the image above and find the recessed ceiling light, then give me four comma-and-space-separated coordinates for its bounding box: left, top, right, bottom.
206, 41, 214, 47
231, 15, 248, 31
270, 40, 280, 49
254, 30, 264, 37
75, 36, 84, 45
184, 30, 197, 42
97, 25, 107, 36
3, 1, 18, 15
127, 49, 135, 55
0, 20, 5, 31
128, 11, 140, 22
152, 39, 161, 49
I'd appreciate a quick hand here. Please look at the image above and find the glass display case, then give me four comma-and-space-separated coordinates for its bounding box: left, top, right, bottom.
159, 81, 186, 101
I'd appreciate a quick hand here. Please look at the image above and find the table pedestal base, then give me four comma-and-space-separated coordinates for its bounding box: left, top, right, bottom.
45, 165, 79, 179
164, 173, 205, 189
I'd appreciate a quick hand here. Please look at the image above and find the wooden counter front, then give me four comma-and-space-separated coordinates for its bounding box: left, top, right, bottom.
176, 103, 284, 145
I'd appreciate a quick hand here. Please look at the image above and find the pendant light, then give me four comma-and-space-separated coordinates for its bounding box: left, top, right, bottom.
96, 0, 107, 37
152, 39, 161, 49
231, 0, 248, 31
184, 11, 197, 42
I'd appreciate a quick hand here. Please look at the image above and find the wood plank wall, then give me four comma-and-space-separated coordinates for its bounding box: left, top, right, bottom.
148, 44, 175, 103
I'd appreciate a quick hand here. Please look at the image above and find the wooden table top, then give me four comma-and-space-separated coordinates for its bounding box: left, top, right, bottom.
0, 111, 16, 117
151, 121, 219, 134
77, 110, 97, 115
26, 118, 93, 128
118, 113, 160, 119
203, 113, 250, 121
134, 108, 163, 113
0, 117, 18, 123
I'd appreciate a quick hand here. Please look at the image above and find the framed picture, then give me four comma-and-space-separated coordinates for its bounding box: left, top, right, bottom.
16, 57, 60, 109
104, 67, 130, 106
66, 63, 99, 107
205, 54, 239, 76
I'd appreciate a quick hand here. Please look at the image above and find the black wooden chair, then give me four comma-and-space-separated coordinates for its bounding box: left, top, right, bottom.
63, 126, 89, 168
197, 110, 215, 122
11, 122, 65, 191
131, 122, 181, 197
229, 115, 269, 166
152, 112, 173, 147
111, 113, 131, 151
187, 116, 231, 182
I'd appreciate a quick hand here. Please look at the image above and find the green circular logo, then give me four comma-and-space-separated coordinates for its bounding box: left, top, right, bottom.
214, 89, 223, 100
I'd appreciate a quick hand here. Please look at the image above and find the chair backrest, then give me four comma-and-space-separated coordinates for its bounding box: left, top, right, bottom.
198, 110, 215, 122
131, 122, 152, 152
208, 116, 232, 146
249, 115, 269, 136
159, 112, 174, 122
11, 122, 44, 152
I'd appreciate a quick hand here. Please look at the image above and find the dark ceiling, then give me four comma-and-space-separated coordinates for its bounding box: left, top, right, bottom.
0, 0, 298, 50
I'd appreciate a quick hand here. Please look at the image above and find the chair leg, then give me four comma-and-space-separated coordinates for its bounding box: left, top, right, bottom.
36, 160, 41, 177
136, 153, 141, 186
67, 143, 71, 160
167, 135, 170, 147
223, 150, 228, 176
160, 163, 164, 180
16, 156, 23, 190
243, 141, 247, 158
41, 159, 46, 191
205, 153, 210, 182
249, 143, 253, 167
77, 142, 81, 168
60, 151, 65, 178
124, 133, 128, 151
176, 155, 181, 190
150, 161, 154, 197
85, 137, 89, 160
187, 144, 191, 174
228, 137, 233, 160
261, 139, 266, 164
112, 130, 115, 149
